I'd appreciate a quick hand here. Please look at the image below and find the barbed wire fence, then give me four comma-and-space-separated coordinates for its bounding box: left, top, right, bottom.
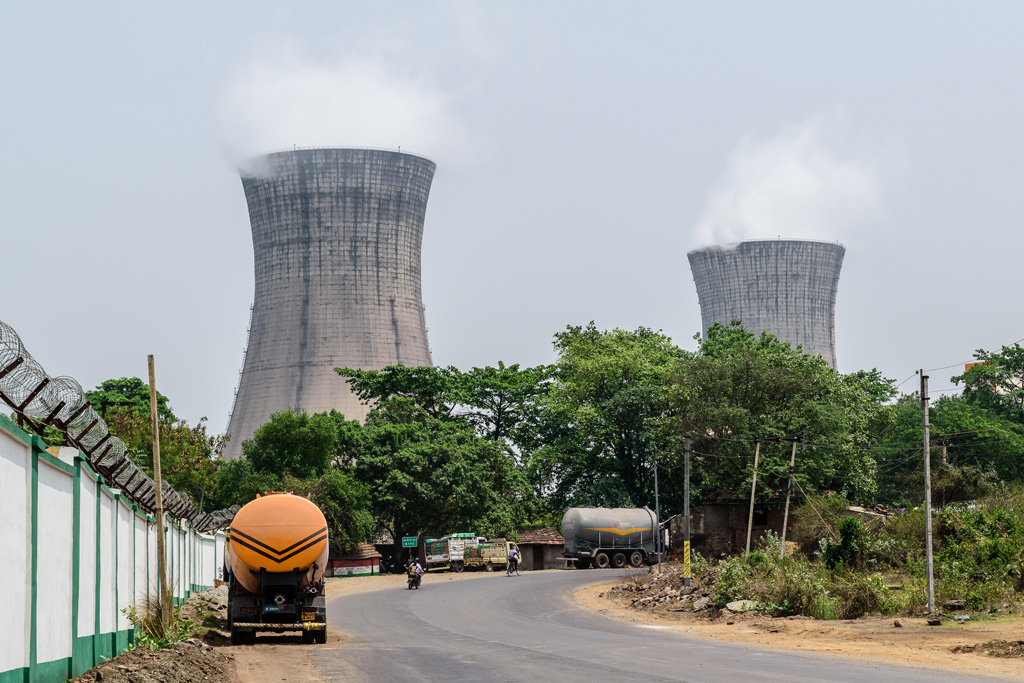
0, 319, 236, 532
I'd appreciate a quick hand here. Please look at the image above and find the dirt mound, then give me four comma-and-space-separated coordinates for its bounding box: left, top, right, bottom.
607, 563, 725, 617
70, 639, 234, 683
181, 584, 230, 634
952, 639, 1024, 658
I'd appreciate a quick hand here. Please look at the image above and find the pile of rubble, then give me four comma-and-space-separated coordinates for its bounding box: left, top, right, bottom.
71, 586, 235, 683
952, 640, 1024, 658
607, 564, 735, 618
70, 639, 234, 683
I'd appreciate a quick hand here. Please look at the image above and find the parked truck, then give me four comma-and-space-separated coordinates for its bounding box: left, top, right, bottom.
424, 533, 484, 572
226, 492, 329, 644
561, 507, 664, 569
463, 538, 519, 571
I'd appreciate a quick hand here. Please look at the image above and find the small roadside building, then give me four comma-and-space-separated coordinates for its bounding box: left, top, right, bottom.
328, 543, 382, 577
516, 528, 565, 570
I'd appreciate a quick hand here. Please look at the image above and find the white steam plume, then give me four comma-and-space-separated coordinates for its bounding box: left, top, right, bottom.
217, 45, 471, 165
694, 110, 892, 246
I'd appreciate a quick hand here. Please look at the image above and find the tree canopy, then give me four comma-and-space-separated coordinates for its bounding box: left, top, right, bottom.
528, 323, 684, 510
666, 322, 891, 504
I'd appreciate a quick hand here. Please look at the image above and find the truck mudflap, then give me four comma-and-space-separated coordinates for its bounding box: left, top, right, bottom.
231, 622, 326, 630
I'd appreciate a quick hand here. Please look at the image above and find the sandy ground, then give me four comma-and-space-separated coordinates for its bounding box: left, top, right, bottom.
226, 570, 498, 682
574, 578, 1024, 681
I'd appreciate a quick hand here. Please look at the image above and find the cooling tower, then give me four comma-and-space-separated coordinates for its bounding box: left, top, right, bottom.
223, 148, 435, 460
687, 239, 845, 368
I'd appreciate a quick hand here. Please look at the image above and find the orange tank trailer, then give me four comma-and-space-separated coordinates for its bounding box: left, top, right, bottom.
227, 493, 329, 644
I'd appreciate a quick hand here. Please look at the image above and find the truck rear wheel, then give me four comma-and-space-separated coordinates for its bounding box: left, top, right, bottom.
315, 628, 327, 644
594, 552, 610, 569
484, 562, 494, 572
452, 561, 464, 573
231, 630, 245, 646
612, 553, 627, 568
576, 558, 592, 570
302, 629, 315, 644
629, 551, 644, 567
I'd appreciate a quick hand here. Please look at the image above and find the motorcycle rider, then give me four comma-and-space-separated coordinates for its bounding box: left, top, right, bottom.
408, 559, 424, 587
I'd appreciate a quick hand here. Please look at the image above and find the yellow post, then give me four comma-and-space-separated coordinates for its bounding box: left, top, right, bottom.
683, 541, 691, 582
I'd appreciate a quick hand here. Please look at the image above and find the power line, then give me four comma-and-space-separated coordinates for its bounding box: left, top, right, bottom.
896, 371, 919, 388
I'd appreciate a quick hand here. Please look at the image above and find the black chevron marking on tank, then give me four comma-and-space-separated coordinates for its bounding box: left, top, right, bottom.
230, 526, 328, 556
230, 536, 285, 563
230, 532, 328, 564
274, 534, 329, 563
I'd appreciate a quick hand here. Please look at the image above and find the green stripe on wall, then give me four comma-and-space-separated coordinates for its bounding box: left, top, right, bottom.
29, 445, 39, 680
71, 459, 82, 677
0, 667, 25, 683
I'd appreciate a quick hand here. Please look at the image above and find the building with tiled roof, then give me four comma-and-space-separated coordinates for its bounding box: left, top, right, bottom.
516, 527, 566, 570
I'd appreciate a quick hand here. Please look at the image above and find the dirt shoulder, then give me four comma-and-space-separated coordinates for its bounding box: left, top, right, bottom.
574, 578, 1024, 681
228, 570, 498, 682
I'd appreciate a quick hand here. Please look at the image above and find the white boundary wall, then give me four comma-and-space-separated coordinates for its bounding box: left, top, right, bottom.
0, 417, 227, 683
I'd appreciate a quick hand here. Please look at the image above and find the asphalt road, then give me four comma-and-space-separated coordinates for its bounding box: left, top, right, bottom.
317, 569, 1003, 683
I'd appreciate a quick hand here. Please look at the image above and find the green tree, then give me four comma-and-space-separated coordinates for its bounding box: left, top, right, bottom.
666, 322, 889, 504
355, 398, 528, 557
953, 343, 1024, 425
873, 393, 1023, 505
336, 363, 551, 456
529, 323, 684, 511
337, 365, 460, 419
209, 457, 281, 508
454, 362, 552, 449
241, 409, 337, 479
86, 376, 175, 421
114, 413, 226, 510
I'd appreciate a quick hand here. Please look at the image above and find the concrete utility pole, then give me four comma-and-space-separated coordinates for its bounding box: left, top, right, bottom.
744, 439, 761, 556
921, 371, 935, 614
148, 355, 171, 629
779, 438, 799, 560
683, 437, 691, 588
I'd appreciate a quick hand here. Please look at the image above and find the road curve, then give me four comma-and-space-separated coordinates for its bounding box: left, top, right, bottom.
317, 570, 1001, 683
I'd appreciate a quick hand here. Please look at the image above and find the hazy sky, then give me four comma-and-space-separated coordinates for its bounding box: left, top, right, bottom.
2, 1, 1022, 431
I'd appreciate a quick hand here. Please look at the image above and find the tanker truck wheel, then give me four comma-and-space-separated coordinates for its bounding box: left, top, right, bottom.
612, 553, 627, 569
629, 551, 644, 567
576, 558, 592, 570
302, 629, 315, 645
315, 628, 327, 644
593, 552, 610, 569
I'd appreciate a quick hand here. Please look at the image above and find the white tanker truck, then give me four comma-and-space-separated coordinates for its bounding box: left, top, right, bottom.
560, 507, 665, 569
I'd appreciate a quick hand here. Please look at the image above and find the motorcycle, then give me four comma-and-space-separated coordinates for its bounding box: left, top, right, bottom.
407, 568, 422, 590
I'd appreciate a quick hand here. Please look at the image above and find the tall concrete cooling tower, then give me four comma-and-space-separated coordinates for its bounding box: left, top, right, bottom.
223, 148, 435, 460
687, 239, 845, 368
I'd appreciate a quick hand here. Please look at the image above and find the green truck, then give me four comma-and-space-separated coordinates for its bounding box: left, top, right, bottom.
423, 533, 484, 572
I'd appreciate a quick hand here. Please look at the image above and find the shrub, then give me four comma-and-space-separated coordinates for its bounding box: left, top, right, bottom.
822, 517, 865, 570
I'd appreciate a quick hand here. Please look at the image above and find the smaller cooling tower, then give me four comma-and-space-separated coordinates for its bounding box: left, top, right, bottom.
687, 240, 845, 368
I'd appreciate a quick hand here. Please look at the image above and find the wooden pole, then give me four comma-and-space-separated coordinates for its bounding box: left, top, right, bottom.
148, 355, 171, 629
779, 438, 798, 560
921, 371, 935, 614
653, 448, 661, 575
744, 440, 760, 556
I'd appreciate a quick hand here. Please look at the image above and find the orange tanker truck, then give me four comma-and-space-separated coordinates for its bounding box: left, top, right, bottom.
226, 493, 329, 644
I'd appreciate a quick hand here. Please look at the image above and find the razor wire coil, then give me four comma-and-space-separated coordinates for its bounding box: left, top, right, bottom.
0, 319, 235, 532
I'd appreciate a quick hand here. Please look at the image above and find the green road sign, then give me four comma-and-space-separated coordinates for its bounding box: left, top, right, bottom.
402, 536, 417, 548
